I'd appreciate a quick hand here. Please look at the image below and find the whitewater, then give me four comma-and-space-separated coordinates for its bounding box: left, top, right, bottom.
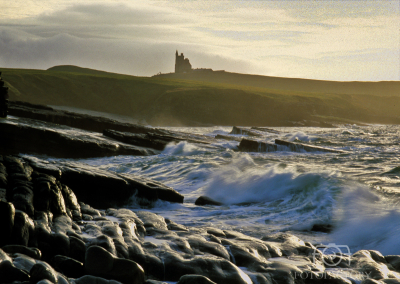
49, 124, 400, 257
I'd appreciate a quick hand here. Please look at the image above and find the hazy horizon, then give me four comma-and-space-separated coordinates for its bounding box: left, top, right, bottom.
1, 0, 399, 81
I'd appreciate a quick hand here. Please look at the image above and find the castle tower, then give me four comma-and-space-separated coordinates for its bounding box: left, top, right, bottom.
175, 50, 192, 73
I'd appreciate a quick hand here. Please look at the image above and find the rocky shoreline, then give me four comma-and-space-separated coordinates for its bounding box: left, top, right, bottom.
1, 155, 400, 284
1, 102, 400, 284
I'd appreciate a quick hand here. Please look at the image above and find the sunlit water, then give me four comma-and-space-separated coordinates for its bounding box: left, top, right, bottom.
52, 125, 400, 255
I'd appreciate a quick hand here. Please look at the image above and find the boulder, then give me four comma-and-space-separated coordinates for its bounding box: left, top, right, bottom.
69, 236, 86, 263
73, 275, 123, 284
177, 274, 217, 284
195, 196, 222, 206
85, 245, 145, 284
51, 255, 84, 278
30, 262, 58, 284
0, 201, 15, 246
2, 245, 41, 259
162, 251, 252, 284
11, 210, 35, 246
0, 260, 30, 282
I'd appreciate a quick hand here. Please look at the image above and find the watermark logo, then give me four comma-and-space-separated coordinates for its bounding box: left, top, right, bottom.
313, 243, 351, 267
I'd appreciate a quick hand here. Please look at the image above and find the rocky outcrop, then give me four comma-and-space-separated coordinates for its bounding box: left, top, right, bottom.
23, 155, 184, 208
230, 126, 263, 137
0, 116, 156, 158
238, 138, 347, 154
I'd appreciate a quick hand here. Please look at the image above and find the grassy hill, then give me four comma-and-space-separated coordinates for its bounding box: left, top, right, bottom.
1, 65, 400, 126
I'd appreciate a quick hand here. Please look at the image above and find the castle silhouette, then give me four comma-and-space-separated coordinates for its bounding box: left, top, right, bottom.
174, 50, 213, 74
175, 51, 192, 73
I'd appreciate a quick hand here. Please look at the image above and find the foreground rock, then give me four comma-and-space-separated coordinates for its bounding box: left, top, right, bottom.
1, 154, 400, 284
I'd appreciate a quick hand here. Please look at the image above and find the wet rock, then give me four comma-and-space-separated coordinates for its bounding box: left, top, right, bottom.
0, 201, 15, 246
0, 116, 151, 158
85, 245, 145, 284
187, 235, 230, 260
11, 210, 35, 246
2, 245, 41, 259
69, 236, 86, 263
51, 255, 84, 278
230, 126, 263, 137
177, 274, 217, 284
12, 185, 35, 217
195, 196, 223, 206
0, 260, 30, 282
222, 239, 271, 267
73, 275, 123, 284
81, 203, 102, 217
30, 262, 58, 284
136, 211, 168, 230
206, 228, 225, 238
351, 250, 395, 280
0, 248, 12, 262
162, 251, 252, 284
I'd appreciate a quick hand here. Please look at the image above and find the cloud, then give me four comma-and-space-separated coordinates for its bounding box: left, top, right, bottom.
0, 1, 399, 81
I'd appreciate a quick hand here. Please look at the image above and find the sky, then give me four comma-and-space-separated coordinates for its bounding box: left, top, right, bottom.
0, 0, 399, 81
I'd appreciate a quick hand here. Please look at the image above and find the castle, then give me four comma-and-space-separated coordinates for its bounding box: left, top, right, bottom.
175, 50, 192, 73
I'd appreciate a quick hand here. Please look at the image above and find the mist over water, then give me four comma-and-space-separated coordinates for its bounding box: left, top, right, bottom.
73, 125, 400, 255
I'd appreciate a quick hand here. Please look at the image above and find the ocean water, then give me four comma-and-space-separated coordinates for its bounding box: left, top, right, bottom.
58, 125, 400, 256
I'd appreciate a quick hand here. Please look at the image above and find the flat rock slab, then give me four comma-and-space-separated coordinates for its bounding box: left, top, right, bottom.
238, 138, 347, 154
230, 126, 263, 137
22, 155, 184, 208
103, 129, 215, 151
250, 127, 280, 134
275, 139, 348, 154
8, 100, 166, 135
0, 116, 156, 158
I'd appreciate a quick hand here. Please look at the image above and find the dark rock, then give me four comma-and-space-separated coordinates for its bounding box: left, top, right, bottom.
74, 275, 123, 284
30, 262, 58, 284
275, 139, 347, 154
162, 251, 252, 284
32, 181, 52, 212
11, 210, 35, 246
0, 260, 30, 283
0, 201, 15, 246
85, 245, 145, 284
145, 281, 169, 284
81, 203, 101, 217
12, 186, 35, 217
0, 172, 7, 188
206, 228, 225, 238
2, 245, 41, 259
48, 183, 67, 216
0, 248, 12, 262
223, 240, 271, 267
136, 211, 168, 230
230, 126, 263, 137
0, 116, 152, 158
195, 196, 223, 206
88, 235, 117, 256
187, 235, 230, 260
177, 274, 217, 284
60, 184, 81, 214
50, 233, 70, 257
69, 236, 86, 263
238, 138, 278, 152
51, 255, 84, 278
26, 156, 183, 207
83, 214, 94, 221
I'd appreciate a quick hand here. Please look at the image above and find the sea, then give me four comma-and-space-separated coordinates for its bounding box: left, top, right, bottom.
48, 123, 400, 257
